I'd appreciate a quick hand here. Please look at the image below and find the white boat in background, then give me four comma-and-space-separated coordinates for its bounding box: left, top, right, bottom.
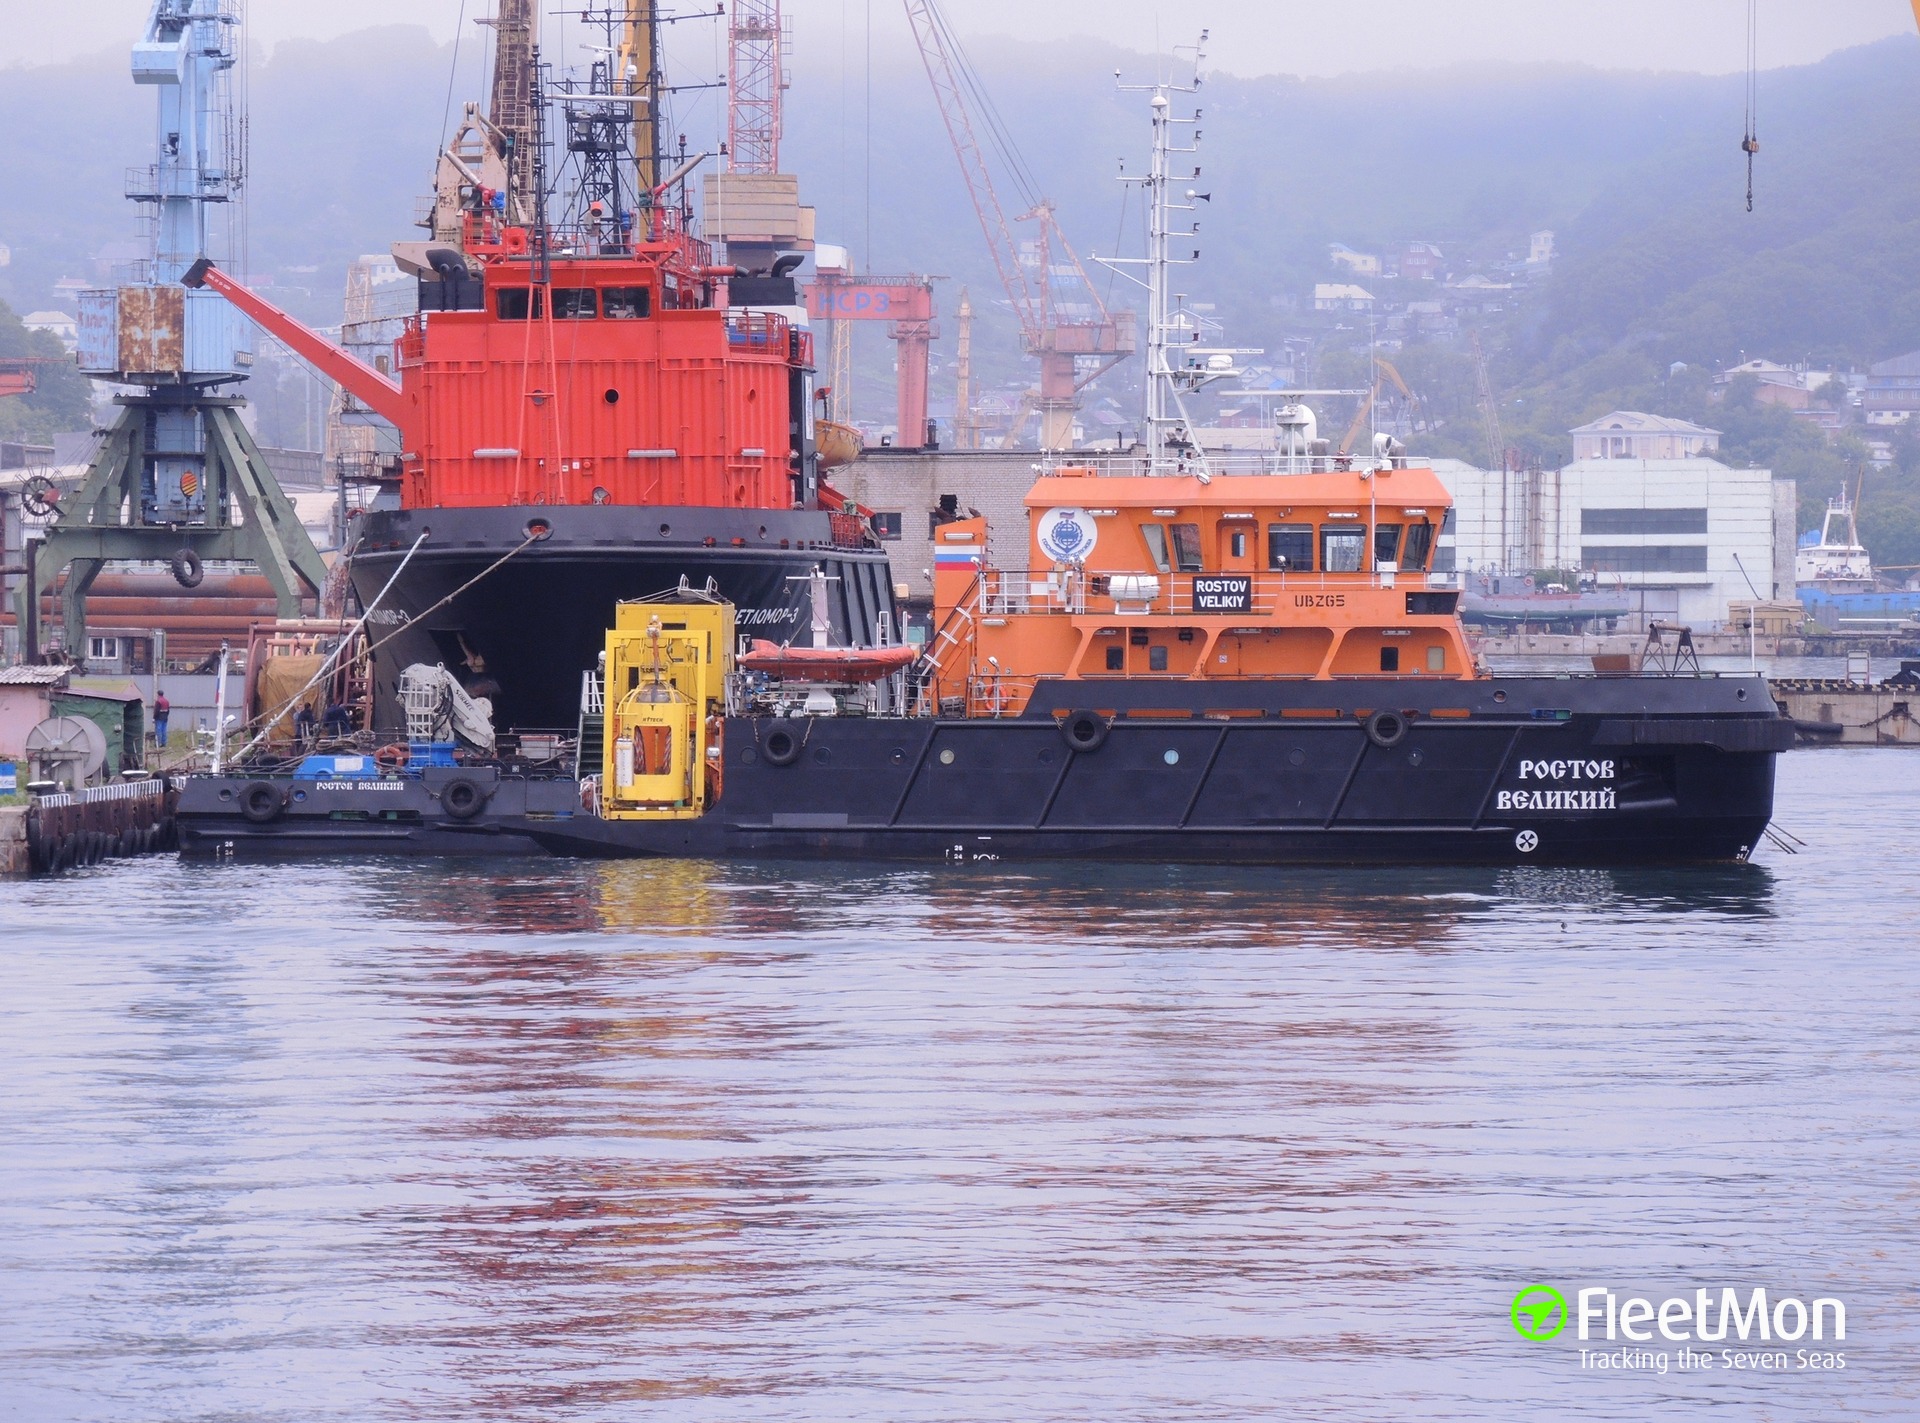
1796, 492, 1876, 593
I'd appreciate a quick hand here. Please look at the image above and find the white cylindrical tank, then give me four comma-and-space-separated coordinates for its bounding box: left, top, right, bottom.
1108, 574, 1162, 606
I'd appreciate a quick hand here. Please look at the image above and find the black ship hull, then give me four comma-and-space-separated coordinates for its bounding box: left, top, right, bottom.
521, 674, 1787, 866
176, 764, 578, 859
179, 675, 1790, 868
348, 504, 897, 732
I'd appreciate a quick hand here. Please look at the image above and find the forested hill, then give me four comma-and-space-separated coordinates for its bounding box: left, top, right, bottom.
5, 26, 1920, 556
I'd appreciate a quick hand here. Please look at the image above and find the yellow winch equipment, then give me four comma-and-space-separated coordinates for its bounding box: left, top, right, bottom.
602, 596, 734, 820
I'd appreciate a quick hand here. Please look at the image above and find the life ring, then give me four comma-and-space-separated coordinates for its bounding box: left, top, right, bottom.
1061, 710, 1109, 753
1365, 708, 1410, 749
762, 725, 802, 767
169, 548, 205, 588
441, 775, 489, 820
374, 743, 410, 771
239, 780, 286, 823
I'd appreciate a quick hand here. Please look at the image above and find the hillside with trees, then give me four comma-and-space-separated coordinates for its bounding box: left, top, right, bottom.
4, 26, 1920, 558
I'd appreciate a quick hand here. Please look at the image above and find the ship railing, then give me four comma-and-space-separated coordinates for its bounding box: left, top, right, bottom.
724, 309, 791, 353
964, 674, 1044, 719
1040, 451, 1409, 478
972, 567, 1448, 616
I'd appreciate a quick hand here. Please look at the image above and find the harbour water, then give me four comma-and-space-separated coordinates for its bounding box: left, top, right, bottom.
2, 749, 1915, 1420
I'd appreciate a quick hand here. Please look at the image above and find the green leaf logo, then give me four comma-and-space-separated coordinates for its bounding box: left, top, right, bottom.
1512, 1284, 1568, 1341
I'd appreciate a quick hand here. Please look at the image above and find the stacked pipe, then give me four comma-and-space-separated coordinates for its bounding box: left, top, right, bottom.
0, 572, 314, 662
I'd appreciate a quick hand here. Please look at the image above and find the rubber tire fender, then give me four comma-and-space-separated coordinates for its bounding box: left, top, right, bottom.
239, 780, 286, 824
1061, 710, 1110, 754
761, 725, 803, 767
169, 548, 205, 589
441, 775, 489, 820
1365, 708, 1410, 749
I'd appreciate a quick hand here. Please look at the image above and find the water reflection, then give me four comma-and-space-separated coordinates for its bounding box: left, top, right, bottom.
5, 752, 1911, 1423
409, 855, 1781, 944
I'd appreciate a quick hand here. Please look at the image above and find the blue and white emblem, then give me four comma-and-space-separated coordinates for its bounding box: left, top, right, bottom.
1037, 506, 1097, 564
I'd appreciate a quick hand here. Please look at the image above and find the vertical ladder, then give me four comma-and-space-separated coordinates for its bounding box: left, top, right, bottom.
574, 669, 605, 779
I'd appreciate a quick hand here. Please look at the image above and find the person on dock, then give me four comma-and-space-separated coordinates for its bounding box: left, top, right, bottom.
153, 690, 170, 749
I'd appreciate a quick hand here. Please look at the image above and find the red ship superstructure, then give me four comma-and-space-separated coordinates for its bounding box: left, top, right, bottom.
186, 14, 894, 734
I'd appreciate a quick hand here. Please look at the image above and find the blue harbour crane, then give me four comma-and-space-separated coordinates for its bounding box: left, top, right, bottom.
14, 0, 324, 661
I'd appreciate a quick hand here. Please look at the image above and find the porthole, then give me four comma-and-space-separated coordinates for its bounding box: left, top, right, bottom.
939, 747, 956, 765
603, 388, 620, 404
813, 747, 833, 766
1288, 748, 1305, 767
740, 747, 759, 765
1492, 690, 1508, 704
659, 522, 672, 537
1408, 749, 1425, 768
889, 747, 906, 765
1163, 749, 1180, 765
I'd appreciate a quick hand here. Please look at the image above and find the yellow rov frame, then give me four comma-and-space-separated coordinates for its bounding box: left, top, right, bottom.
601, 594, 735, 820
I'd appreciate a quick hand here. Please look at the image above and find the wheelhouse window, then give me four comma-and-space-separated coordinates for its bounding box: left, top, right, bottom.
495, 288, 542, 319
1321, 524, 1367, 573
1373, 523, 1402, 567
1169, 523, 1204, 572
871, 512, 902, 541
551, 288, 598, 319
1140, 523, 1171, 573
1400, 521, 1434, 571
602, 286, 650, 318
1267, 523, 1313, 572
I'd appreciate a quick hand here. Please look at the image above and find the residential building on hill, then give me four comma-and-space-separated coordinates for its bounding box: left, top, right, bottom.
1312, 283, 1374, 312
1863, 350, 1920, 425
1570, 411, 1719, 461
1327, 244, 1381, 276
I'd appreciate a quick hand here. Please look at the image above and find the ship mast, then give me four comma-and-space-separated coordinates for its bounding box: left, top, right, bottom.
1096, 37, 1240, 482
619, 1, 661, 196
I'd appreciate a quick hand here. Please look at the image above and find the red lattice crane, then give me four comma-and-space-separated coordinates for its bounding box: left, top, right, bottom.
904, 0, 1134, 448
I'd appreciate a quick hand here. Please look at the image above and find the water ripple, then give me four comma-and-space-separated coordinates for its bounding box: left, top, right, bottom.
0, 749, 1914, 1420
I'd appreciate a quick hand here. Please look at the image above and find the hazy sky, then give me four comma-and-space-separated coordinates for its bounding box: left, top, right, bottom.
9, 0, 1916, 76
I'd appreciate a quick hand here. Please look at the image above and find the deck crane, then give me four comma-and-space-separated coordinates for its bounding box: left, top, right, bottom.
904, 0, 1135, 448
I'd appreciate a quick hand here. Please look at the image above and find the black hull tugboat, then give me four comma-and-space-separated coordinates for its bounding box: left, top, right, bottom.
177, 59, 1792, 868
514, 675, 1781, 864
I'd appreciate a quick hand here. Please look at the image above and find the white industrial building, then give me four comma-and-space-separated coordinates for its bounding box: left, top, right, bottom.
1429, 413, 1797, 628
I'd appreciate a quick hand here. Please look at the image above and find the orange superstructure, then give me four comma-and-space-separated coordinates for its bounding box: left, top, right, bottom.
927, 457, 1475, 717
